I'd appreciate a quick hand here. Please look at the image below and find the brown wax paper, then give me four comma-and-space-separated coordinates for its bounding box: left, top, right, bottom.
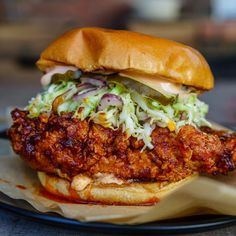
1, 127, 236, 224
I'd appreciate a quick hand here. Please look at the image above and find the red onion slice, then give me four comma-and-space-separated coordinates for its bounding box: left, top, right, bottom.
98, 93, 123, 111
77, 83, 95, 93
73, 87, 107, 102
80, 77, 107, 87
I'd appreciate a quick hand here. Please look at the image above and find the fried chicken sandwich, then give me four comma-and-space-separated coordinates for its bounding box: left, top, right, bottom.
8, 28, 236, 205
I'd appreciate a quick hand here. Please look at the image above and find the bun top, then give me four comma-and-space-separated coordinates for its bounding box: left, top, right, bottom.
36, 27, 214, 90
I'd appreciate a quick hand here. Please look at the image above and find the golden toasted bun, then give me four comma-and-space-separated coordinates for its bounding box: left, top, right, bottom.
36, 27, 214, 90
38, 172, 195, 205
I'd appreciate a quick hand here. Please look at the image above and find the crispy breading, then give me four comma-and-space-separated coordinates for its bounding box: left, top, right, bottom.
8, 109, 236, 182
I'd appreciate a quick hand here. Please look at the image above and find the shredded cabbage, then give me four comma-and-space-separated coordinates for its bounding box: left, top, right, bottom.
27, 72, 211, 149
27, 81, 76, 117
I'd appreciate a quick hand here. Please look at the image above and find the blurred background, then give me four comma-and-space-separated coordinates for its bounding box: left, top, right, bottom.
0, 0, 236, 129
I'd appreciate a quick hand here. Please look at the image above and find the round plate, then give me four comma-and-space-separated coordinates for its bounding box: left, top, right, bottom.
0, 201, 236, 234
1, 126, 236, 234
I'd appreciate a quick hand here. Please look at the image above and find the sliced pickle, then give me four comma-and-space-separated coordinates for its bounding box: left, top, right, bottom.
51, 70, 81, 84
108, 75, 175, 105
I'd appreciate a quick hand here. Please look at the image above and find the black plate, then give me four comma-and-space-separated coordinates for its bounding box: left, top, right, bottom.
1, 127, 236, 234
0, 201, 236, 234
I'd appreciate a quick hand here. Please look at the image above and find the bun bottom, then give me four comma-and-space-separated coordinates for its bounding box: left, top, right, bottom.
38, 172, 195, 205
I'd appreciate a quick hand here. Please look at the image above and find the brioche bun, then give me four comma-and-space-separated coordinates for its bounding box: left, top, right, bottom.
38, 172, 195, 205
36, 27, 214, 90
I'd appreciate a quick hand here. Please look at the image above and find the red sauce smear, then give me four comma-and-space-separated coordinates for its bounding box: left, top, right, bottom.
16, 185, 27, 190
40, 188, 159, 206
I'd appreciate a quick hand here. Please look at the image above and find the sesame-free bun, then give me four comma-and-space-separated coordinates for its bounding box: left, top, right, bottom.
38, 172, 195, 205
36, 27, 214, 90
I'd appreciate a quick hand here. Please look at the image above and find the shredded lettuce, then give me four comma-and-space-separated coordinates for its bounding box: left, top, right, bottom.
27, 72, 210, 149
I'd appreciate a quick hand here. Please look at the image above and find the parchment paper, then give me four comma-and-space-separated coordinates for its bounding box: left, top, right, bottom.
1, 137, 236, 224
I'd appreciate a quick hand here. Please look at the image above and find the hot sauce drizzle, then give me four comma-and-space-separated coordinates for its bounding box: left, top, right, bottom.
40, 187, 159, 206
16, 185, 27, 190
